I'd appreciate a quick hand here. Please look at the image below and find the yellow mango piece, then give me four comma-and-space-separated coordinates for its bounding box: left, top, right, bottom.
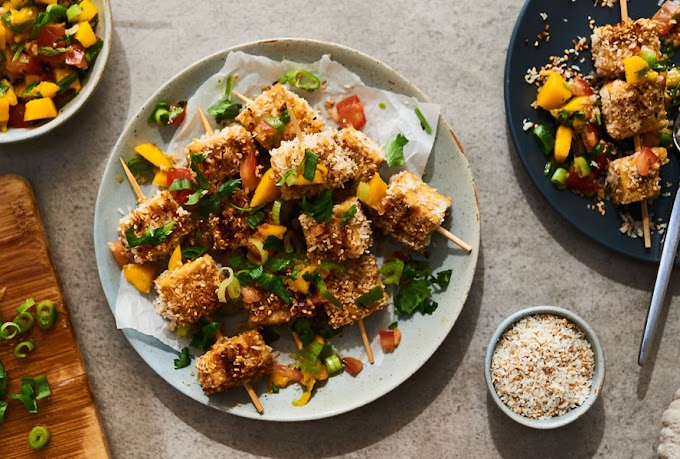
554, 125, 573, 163
0, 98, 9, 124
257, 223, 287, 239
623, 55, 658, 84
24, 97, 58, 121
74, 21, 97, 48
153, 170, 168, 187
36, 0, 58, 4
168, 245, 183, 271
11, 7, 37, 25
134, 143, 174, 170
123, 263, 157, 294
250, 168, 281, 207
356, 173, 388, 209
0, 80, 17, 105
54, 68, 81, 93
37, 81, 59, 98
536, 72, 572, 110
294, 164, 328, 185
77, 0, 98, 22
286, 265, 317, 294
556, 96, 587, 116
0, 23, 6, 50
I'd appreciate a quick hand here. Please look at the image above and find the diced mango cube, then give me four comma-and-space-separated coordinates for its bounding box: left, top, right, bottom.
77, 0, 98, 22
54, 68, 81, 93
356, 172, 388, 208
623, 55, 658, 85
11, 7, 37, 25
134, 143, 174, 170
554, 125, 573, 163
37, 81, 59, 98
536, 72, 572, 110
257, 223, 287, 239
250, 168, 281, 207
168, 245, 183, 271
0, 98, 9, 124
123, 263, 157, 294
0, 80, 18, 105
153, 170, 168, 187
294, 164, 328, 185
74, 21, 97, 48
24, 97, 58, 121
286, 265, 317, 294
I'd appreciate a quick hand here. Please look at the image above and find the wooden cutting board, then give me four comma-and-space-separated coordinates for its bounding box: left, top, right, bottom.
0, 174, 109, 458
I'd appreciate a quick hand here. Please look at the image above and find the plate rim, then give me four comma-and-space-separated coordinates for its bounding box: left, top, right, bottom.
94, 37, 481, 421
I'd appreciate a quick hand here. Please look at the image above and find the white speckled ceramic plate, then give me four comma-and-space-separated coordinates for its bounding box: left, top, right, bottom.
0, 0, 112, 144
93, 39, 480, 421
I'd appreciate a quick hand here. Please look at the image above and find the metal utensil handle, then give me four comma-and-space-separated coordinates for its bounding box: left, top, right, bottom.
639, 190, 680, 365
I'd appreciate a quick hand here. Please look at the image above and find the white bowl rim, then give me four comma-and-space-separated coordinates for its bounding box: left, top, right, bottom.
484, 305, 606, 429
0, 0, 112, 144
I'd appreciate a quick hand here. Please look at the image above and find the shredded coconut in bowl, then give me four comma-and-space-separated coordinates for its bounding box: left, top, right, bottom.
490, 314, 595, 420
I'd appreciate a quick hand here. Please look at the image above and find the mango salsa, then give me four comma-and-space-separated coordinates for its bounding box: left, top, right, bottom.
536, 72, 572, 110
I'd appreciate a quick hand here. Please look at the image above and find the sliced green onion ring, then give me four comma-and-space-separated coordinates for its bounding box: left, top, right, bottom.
1, 322, 21, 340
302, 150, 318, 181
271, 199, 283, 225
36, 301, 57, 330
28, 425, 50, 450
17, 299, 35, 314
227, 277, 241, 300
414, 107, 432, 134
246, 238, 268, 265
317, 278, 342, 308
324, 354, 343, 374
14, 340, 35, 359
354, 286, 384, 308
279, 69, 321, 92
34, 374, 51, 400
217, 267, 235, 303
0, 400, 7, 424
13, 311, 34, 334
380, 259, 404, 285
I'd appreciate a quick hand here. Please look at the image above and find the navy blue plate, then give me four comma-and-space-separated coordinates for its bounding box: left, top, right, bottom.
505, 0, 679, 263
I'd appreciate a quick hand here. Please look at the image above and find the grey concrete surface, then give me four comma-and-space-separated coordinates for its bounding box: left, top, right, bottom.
1, 0, 678, 457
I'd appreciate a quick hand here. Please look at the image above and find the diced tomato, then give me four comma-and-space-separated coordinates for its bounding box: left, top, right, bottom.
580, 123, 599, 152
5, 55, 43, 77
7, 104, 31, 128
336, 95, 366, 130
109, 239, 128, 267
379, 329, 402, 353
570, 79, 593, 96
637, 147, 662, 177
166, 168, 193, 204
37, 25, 66, 47
64, 42, 87, 69
168, 104, 186, 126
341, 357, 363, 377
240, 285, 262, 304
240, 149, 260, 193
270, 364, 303, 387
653, 1, 680, 35
566, 167, 604, 194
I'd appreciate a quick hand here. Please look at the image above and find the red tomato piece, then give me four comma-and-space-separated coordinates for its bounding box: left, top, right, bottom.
653, 1, 680, 35
240, 149, 260, 193
168, 105, 186, 127
65, 42, 87, 69
570, 79, 593, 97
166, 168, 193, 204
7, 104, 31, 128
109, 239, 128, 267
37, 24, 66, 47
341, 357, 363, 377
336, 95, 366, 130
5, 55, 42, 77
580, 124, 599, 152
637, 147, 662, 177
566, 168, 604, 194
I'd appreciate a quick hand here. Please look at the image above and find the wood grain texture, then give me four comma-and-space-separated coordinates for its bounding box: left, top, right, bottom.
0, 174, 109, 458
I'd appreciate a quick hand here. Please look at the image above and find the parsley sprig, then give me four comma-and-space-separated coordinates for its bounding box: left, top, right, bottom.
386, 259, 452, 316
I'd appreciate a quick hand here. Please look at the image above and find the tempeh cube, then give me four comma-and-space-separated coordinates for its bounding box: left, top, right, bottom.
118, 191, 193, 264
242, 285, 319, 329
606, 147, 668, 205
270, 130, 357, 200
208, 188, 257, 251
236, 84, 325, 149
335, 127, 385, 183
184, 125, 258, 188
599, 77, 667, 140
371, 171, 451, 252
154, 254, 223, 330
299, 197, 372, 262
323, 254, 388, 329
196, 330, 275, 395
591, 19, 661, 78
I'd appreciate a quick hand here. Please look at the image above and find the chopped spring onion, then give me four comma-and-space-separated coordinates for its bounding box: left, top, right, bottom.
17, 299, 36, 314
14, 340, 34, 359
302, 150, 318, 181
148, 101, 171, 125
0, 401, 7, 424
9, 380, 37, 413
551, 168, 568, 189
217, 267, 236, 303
295, 341, 325, 375
380, 259, 404, 285
379, 102, 386, 109
640, 46, 657, 66
0, 360, 6, 398
264, 116, 285, 132
278, 69, 321, 92
339, 205, 357, 225
354, 286, 384, 308
36, 301, 57, 330
590, 143, 604, 159
543, 161, 552, 177
1, 322, 21, 340
414, 107, 432, 134
317, 260, 344, 277
66, 4, 81, 22
532, 124, 555, 155
13, 311, 34, 334
246, 238, 268, 265
176, 326, 191, 338
573, 157, 591, 178
324, 354, 343, 374
317, 278, 342, 308
660, 131, 674, 148
34, 375, 51, 400
271, 199, 283, 225
28, 426, 50, 450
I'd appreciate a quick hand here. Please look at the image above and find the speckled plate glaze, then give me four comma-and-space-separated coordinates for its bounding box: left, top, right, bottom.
505, 0, 678, 263
0, 0, 112, 144
94, 39, 480, 421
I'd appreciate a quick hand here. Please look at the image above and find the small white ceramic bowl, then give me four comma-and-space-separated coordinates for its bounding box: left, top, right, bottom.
484, 305, 605, 429
0, 0, 112, 144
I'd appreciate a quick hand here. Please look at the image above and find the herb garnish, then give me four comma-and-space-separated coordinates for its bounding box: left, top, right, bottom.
173, 347, 191, 369
278, 69, 321, 92
190, 320, 221, 352
384, 133, 409, 167
414, 107, 433, 134
181, 245, 209, 260
392, 260, 452, 316
300, 189, 333, 223
125, 222, 176, 248
339, 205, 357, 225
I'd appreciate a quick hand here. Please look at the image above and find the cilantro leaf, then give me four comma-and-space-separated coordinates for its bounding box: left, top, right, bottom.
256, 273, 293, 304
394, 278, 431, 315
301, 189, 334, 223
189, 153, 210, 190
384, 133, 409, 167
207, 100, 241, 123
216, 179, 241, 200
263, 235, 284, 251
392, 260, 451, 316
246, 210, 265, 229
126, 157, 154, 181
189, 321, 221, 352
168, 178, 192, 192
174, 347, 191, 369
236, 265, 264, 285
125, 222, 176, 248
181, 245, 208, 260
266, 257, 292, 272
339, 204, 357, 225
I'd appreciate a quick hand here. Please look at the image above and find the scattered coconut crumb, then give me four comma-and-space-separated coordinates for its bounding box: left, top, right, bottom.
595, 0, 618, 7
523, 119, 535, 131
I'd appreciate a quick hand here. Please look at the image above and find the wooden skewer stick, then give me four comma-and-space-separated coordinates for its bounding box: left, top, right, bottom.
620, 0, 629, 22
633, 134, 652, 248
285, 92, 304, 142
357, 319, 374, 364
232, 90, 253, 105
292, 332, 303, 350
198, 107, 214, 136
243, 381, 265, 414
437, 227, 472, 253
119, 157, 146, 203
